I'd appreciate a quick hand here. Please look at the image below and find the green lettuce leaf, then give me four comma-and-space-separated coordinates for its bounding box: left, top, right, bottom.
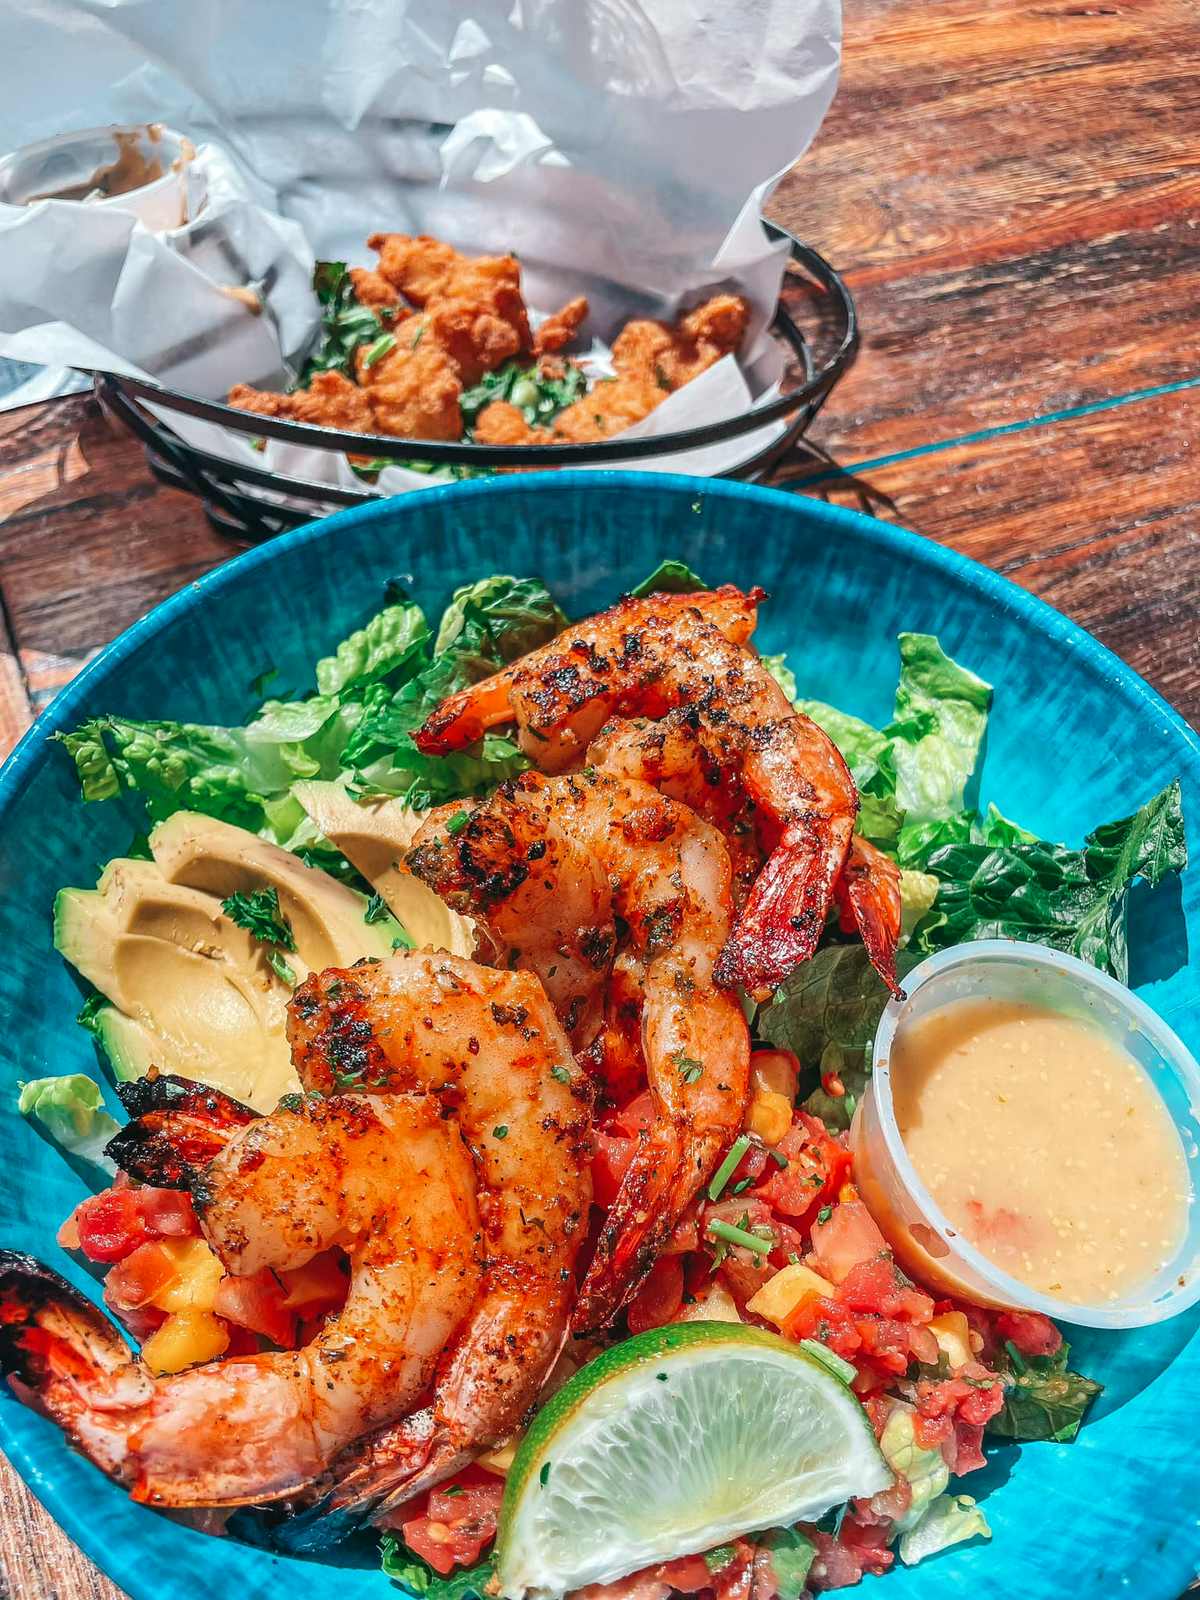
315, 602, 429, 698
19, 1073, 120, 1189
879, 1404, 949, 1532
762, 653, 798, 703
629, 559, 707, 597
759, 1526, 817, 1598
300, 261, 395, 384
987, 1341, 1103, 1443
380, 1539, 494, 1600
886, 634, 992, 826
898, 1494, 991, 1565
433, 575, 567, 666
56, 576, 566, 843
911, 780, 1186, 981
758, 946, 920, 1130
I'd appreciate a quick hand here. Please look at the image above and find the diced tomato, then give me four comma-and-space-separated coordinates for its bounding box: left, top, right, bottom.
809, 1200, 887, 1284
652, 1555, 712, 1593
113, 1302, 167, 1343
852, 1315, 911, 1376
704, 1196, 777, 1306
135, 1187, 199, 1239
609, 1090, 655, 1139
591, 1129, 636, 1208
754, 1112, 850, 1224
427, 1472, 505, 1526
838, 1514, 895, 1577
104, 1242, 178, 1310
402, 1470, 504, 1575
949, 1419, 987, 1475
73, 1189, 151, 1263
626, 1256, 684, 1334
213, 1269, 297, 1348
994, 1309, 1062, 1358
806, 1527, 874, 1591
838, 1253, 935, 1323
72, 1185, 198, 1264
784, 1296, 862, 1360
277, 1250, 349, 1318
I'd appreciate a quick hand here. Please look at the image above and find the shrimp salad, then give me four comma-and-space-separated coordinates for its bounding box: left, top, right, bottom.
4, 561, 1186, 1597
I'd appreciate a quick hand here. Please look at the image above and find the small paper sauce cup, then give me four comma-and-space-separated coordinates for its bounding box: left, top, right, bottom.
851, 940, 1200, 1328
0, 123, 194, 232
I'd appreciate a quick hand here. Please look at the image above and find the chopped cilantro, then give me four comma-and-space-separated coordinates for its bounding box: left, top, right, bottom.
221, 885, 296, 951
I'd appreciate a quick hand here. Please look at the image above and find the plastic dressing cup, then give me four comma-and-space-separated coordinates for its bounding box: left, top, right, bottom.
0, 124, 194, 232
851, 939, 1200, 1328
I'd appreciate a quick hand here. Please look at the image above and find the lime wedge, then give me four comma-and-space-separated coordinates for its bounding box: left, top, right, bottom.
495, 1321, 892, 1599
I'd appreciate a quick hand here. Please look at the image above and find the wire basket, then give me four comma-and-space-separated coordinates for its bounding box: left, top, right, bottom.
96, 222, 857, 542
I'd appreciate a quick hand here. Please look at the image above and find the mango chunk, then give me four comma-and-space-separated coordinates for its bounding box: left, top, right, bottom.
927, 1310, 973, 1370
152, 1238, 225, 1314
746, 1262, 836, 1328
141, 1309, 230, 1375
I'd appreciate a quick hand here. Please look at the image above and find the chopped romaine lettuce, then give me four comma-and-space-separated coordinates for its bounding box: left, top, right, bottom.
315, 602, 429, 698
19, 1073, 120, 1190
56, 576, 566, 845
758, 1526, 817, 1597
629, 558, 707, 597
879, 1405, 949, 1533
898, 1494, 991, 1565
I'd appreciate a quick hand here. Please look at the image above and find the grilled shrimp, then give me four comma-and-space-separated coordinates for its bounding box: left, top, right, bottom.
415, 585, 762, 770
414, 585, 888, 999
0, 1095, 481, 1507
286, 950, 592, 1514
406, 771, 751, 1333
591, 712, 904, 995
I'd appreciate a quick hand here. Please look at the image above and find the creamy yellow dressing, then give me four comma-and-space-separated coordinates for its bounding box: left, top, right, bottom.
891, 998, 1190, 1304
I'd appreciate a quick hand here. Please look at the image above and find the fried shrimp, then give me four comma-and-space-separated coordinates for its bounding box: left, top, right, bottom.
413, 585, 897, 999
0, 1095, 481, 1507
285, 950, 592, 1511
405, 771, 751, 1333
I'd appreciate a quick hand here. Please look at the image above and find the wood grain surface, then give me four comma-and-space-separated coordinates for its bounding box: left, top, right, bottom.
0, 0, 1198, 1595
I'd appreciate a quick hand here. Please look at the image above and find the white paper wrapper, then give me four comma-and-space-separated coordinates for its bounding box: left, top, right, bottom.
0, 0, 840, 488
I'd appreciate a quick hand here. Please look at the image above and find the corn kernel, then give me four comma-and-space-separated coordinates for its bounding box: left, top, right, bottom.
152, 1238, 225, 1314
745, 1089, 792, 1146
927, 1310, 973, 1370
746, 1262, 835, 1328
141, 1309, 230, 1375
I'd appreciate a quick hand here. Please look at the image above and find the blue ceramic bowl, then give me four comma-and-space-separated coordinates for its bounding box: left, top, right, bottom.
2, 473, 1198, 1600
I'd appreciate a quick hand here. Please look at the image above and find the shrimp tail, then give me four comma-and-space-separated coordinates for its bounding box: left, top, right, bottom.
327, 1406, 446, 1518
413, 670, 518, 754
715, 823, 852, 1001
106, 1071, 258, 1189
834, 836, 904, 998
570, 1127, 719, 1333
0, 1251, 147, 1484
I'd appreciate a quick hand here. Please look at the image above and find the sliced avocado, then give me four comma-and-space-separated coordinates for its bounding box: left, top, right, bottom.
55, 888, 298, 1113
148, 811, 401, 968
92, 1004, 298, 1112
294, 779, 475, 957
53, 816, 405, 1116
96, 857, 265, 967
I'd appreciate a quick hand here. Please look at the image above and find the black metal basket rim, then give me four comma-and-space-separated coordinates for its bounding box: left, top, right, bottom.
97, 225, 857, 471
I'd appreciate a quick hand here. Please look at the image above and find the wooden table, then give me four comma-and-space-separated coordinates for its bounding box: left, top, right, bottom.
1, 0, 1197, 1593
